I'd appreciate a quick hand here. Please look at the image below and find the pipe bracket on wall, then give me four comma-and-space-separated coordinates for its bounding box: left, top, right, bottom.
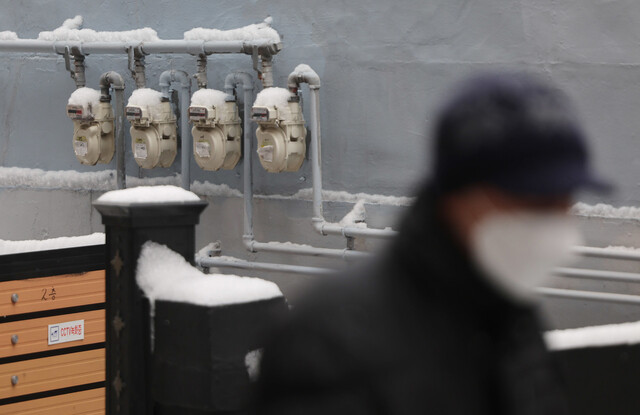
61, 46, 86, 88
128, 46, 146, 89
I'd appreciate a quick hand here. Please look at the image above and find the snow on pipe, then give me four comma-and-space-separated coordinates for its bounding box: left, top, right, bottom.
0, 39, 281, 57
199, 256, 334, 276
159, 70, 192, 190
224, 71, 255, 241
99, 71, 126, 189
537, 287, 640, 306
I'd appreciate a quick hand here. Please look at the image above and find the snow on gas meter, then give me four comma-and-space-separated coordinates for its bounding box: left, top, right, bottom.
189, 89, 242, 171
251, 87, 307, 173
66, 87, 115, 165
125, 88, 177, 169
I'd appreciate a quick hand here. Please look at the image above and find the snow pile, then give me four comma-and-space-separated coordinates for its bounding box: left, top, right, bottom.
571, 202, 640, 220
245, 349, 263, 382
253, 87, 292, 109
339, 199, 367, 228
190, 180, 243, 198
68, 87, 101, 116
292, 63, 318, 78
96, 185, 200, 205
0, 233, 105, 255
545, 320, 640, 351
184, 17, 280, 44
190, 89, 229, 108
38, 15, 159, 42
136, 241, 283, 308
127, 88, 165, 119
0, 31, 18, 40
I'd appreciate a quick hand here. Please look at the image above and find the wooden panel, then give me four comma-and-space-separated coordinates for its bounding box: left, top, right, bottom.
0, 271, 105, 317
1, 387, 104, 414
0, 349, 105, 399
0, 310, 105, 358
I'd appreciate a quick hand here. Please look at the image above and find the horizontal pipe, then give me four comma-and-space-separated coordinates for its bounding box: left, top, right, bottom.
319, 222, 397, 239
554, 267, 640, 284
537, 287, 640, 305
198, 257, 334, 276
0, 39, 281, 56
573, 246, 640, 262
247, 240, 369, 260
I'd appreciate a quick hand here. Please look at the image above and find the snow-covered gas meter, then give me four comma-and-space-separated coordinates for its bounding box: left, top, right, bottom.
251, 87, 306, 173
125, 88, 177, 169
189, 89, 242, 171
66, 87, 114, 165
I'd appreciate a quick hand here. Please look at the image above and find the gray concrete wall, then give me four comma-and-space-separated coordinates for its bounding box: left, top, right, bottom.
2, 1, 640, 329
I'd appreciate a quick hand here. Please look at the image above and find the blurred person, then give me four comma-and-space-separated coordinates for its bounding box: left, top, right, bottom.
253, 72, 611, 414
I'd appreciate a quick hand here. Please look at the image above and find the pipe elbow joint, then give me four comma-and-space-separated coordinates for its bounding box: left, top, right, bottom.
312, 217, 326, 235
224, 72, 254, 93
242, 235, 256, 252
287, 72, 321, 91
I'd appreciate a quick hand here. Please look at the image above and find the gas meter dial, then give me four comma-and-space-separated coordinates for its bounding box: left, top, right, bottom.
66, 102, 115, 165
252, 98, 306, 173
190, 99, 242, 171
126, 100, 177, 169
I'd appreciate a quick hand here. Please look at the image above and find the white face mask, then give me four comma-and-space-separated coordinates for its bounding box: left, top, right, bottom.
470, 211, 582, 303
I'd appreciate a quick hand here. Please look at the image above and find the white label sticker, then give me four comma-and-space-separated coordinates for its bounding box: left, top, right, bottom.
257, 145, 274, 163
195, 141, 211, 158
134, 143, 148, 159
74, 140, 88, 157
48, 319, 84, 345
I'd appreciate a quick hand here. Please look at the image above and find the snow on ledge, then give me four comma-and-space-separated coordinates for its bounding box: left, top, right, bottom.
545, 320, 640, 351
0, 167, 411, 206
96, 185, 200, 205
0, 233, 105, 256
136, 242, 283, 308
571, 202, 640, 221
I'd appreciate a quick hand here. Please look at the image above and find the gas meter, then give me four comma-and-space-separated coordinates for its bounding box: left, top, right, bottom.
126, 89, 177, 169
251, 90, 306, 173
189, 91, 242, 171
66, 88, 114, 165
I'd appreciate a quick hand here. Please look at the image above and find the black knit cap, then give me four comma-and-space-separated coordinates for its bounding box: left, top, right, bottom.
432, 72, 611, 196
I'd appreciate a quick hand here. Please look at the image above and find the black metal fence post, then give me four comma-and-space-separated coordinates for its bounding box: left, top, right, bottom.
93, 200, 208, 415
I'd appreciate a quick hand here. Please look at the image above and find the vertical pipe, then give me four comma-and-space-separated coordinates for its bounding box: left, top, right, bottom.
224, 71, 255, 242
180, 86, 191, 190
310, 87, 323, 221
114, 88, 126, 189
243, 86, 254, 240
159, 70, 192, 190
99, 71, 126, 189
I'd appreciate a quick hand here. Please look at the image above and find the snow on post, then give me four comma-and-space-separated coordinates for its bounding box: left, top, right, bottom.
183, 17, 280, 43
38, 15, 159, 42
95, 185, 201, 205
68, 87, 101, 116
136, 241, 283, 308
253, 87, 293, 110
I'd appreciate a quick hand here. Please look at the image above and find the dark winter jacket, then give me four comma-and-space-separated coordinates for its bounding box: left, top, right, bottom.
254, 187, 568, 415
